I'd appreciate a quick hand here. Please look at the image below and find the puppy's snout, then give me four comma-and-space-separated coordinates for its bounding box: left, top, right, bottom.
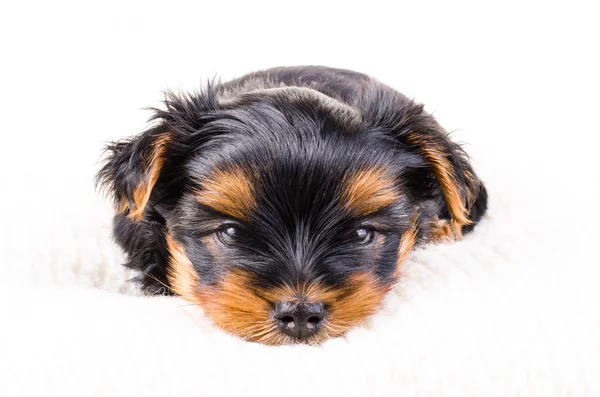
274, 301, 326, 340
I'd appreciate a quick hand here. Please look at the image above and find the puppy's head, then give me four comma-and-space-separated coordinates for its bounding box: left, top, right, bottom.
98, 83, 486, 344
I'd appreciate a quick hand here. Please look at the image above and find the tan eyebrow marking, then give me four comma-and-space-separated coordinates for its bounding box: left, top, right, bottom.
196, 167, 256, 221
343, 167, 400, 217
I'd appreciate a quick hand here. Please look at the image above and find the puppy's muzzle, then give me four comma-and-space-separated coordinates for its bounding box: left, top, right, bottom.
273, 301, 326, 340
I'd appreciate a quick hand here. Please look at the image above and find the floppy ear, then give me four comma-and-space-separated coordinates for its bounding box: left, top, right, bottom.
96, 88, 218, 222
97, 126, 173, 222
362, 88, 488, 241
361, 85, 487, 239
395, 104, 487, 240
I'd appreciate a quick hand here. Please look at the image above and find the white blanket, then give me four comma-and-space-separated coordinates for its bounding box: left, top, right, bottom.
1, 1, 598, 395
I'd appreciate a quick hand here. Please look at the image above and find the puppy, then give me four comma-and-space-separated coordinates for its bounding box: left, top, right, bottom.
97, 66, 487, 344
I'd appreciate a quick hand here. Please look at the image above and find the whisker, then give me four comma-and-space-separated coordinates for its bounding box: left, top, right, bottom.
246, 323, 280, 342
250, 325, 277, 338
141, 271, 173, 293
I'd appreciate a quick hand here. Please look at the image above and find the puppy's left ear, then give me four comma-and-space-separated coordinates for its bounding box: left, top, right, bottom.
390, 103, 488, 239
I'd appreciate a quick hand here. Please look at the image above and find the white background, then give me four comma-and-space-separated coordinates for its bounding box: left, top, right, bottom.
1, 0, 598, 258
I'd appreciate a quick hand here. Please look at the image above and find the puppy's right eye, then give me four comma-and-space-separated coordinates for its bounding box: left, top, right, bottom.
355, 228, 376, 245
216, 225, 237, 246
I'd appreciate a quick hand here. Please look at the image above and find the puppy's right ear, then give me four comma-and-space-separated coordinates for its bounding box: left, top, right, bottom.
96, 88, 218, 221
96, 126, 173, 221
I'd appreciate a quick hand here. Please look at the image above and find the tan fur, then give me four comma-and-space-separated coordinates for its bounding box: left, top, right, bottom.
426, 217, 463, 243
165, 235, 199, 299
308, 273, 386, 340
393, 224, 418, 278
422, 145, 470, 227
405, 133, 471, 231
201, 271, 386, 345
343, 168, 399, 217
121, 134, 171, 221
118, 197, 129, 214
196, 167, 256, 221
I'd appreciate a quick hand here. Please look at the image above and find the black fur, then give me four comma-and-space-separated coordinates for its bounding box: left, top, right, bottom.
97, 66, 487, 295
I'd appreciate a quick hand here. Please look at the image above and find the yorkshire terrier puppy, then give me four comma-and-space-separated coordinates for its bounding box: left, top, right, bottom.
97, 66, 487, 344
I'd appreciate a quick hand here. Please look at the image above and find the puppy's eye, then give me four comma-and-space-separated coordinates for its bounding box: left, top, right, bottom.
355, 228, 376, 245
216, 225, 238, 246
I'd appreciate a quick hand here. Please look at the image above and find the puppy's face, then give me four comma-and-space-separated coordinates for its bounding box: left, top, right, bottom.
98, 79, 487, 344
167, 109, 416, 344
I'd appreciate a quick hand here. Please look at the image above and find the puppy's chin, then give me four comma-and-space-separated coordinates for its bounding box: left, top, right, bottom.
166, 235, 387, 344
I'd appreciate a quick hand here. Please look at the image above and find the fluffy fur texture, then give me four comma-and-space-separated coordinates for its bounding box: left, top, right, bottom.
96, 66, 487, 344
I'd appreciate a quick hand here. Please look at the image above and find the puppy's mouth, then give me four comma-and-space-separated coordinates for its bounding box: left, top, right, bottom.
175, 272, 386, 345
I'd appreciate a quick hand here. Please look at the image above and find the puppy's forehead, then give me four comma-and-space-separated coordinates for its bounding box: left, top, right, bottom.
190, 96, 402, 221
195, 162, 398, 221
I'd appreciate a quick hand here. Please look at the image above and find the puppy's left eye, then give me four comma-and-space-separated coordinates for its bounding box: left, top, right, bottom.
355, 228, 376, 245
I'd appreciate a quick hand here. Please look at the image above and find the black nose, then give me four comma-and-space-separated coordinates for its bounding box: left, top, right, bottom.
274, 301, 326, 340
